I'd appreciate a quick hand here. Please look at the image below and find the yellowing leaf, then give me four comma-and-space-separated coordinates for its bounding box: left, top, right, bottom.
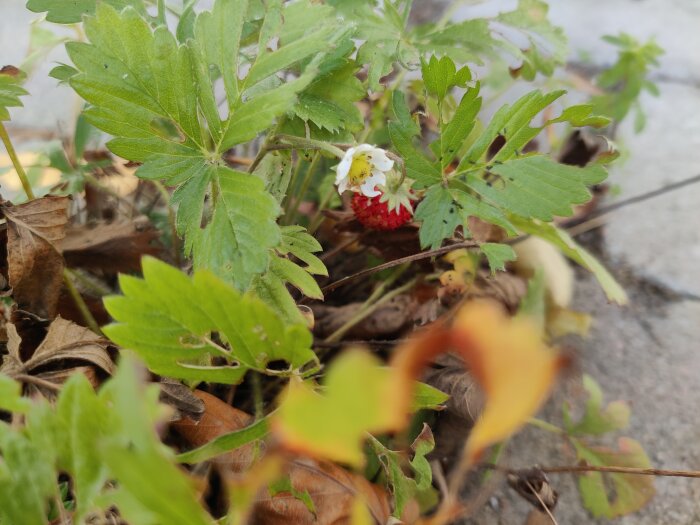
272, 350, 404, 466
452, 301, 560, 461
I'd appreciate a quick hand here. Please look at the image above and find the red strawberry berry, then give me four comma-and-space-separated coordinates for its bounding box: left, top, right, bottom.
351, 192, 413, 230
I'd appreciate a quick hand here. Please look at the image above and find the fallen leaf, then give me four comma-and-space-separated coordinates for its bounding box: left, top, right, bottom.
574, 437, 655, 518
272, 350, 404, 467
563, 375, 630, 437
62, 218, 162, 273
2, 195, 69, 318
506, 468, 558, 513
0, 316, 113, 386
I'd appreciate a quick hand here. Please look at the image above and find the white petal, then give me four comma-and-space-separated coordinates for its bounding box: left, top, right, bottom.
353, 144, 375, 155
335, 158, 352, 184
369, 149, 394, 172
337, 178, 348, 193
360, 171, 386, 197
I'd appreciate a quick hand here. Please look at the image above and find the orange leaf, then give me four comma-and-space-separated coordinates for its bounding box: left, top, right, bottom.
392, 300, 561, 464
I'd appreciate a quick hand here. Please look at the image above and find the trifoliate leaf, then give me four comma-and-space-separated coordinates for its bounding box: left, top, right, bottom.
511, 217, 627, 304
574, 437, 654, 518
0, 66, 27, 121
26, 0, 147, 24
481, 243, 517, 274
272, 349, 405, 466
564, 375, 630, 437
103, 257, 317, 382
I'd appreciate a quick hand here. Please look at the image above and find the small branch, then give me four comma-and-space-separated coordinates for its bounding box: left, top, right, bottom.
250, 372, 264, 421
0, 122, 35, 200
321, 240, 479, 294
63, 269, 102, 335
482, 462, 700, 479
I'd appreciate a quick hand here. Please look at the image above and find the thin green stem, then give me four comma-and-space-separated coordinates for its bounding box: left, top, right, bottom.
307, 185, 336, 234
0, 122, 35, 200
251, 372, 264, 421
286, 152, 320, 226
152, 180, 182, 267
156, 0, 166, 24
282, 154, 306, 219
323, 273, 415, 344
528, 417, 565, 435
274, 135, 345, 159
63, 269, 102, 335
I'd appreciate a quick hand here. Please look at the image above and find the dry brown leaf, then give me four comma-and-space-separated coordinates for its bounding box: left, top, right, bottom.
1, 316, 114, 381
313, 294, 416, 339
62, 217, 162, 273
174, 390, 393, 525
2, 195, 69, 318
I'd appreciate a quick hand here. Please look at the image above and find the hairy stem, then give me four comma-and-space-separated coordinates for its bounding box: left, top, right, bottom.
0, 122, 35, 200
152, 179, 182, 267
63, 269, 102, 335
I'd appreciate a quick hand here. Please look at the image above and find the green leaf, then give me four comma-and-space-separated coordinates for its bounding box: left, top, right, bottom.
26, 0, 147, 24
574, 437, 654, 518
192, 167, 280, 292
440, 83, 481, 170
0, 421, 58, 525
177, 417, 269, 464
369, 424, 435, 517
564, 375, 630, 437
268, 255, 323, 300
511, 217, 627, 304
100, 355, 214, 525
0, 374, 32, 413
103, 257, 317, 382
547, 104, 611, 128
412, 381, 449, 411
279, 226, 327, 276
268, 476, 316, 517
54, 374, 109, 521
0, 67, 28, 121
414, 186, 461, 249
467, 156, 607, 222
421, 55, 470, 102
253, 151, 293, 205
481, 243, 516, 274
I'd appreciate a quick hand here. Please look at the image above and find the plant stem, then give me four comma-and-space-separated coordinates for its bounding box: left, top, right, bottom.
152, 179, 182, 267
285, 152, 320, 226
323, 274, 416, 344
321, 240, 480, 294
482, 462, 700, 479
251, 372, 264, 420
0, 122, 35, 200
527, 417, 565, 435
156, 0, 166, 24
273, 135, 346, 159
308, 185, 337, 235
63, 269, 102, 335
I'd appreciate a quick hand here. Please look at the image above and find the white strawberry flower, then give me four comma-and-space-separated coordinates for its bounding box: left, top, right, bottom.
334, 144, 394, 197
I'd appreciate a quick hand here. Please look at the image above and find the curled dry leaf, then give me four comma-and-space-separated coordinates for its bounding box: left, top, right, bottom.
392, 300, 561, 464
62, 217, 162, 273
0, 316, 113, 389
174, 390, 392, 525
506, 468, 559, 513
2, 195, 69, 318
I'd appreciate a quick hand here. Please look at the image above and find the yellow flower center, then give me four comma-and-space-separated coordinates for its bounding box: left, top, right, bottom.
348, 154, 372, 184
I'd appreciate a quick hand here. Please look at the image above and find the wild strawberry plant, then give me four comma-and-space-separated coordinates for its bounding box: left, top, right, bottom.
0, 0, 665, 523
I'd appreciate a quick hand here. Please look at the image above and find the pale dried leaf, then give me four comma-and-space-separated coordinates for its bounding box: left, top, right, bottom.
3, 196, 69, 318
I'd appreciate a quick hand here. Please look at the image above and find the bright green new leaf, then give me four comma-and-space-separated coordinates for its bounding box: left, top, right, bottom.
26, 0, 147, 24
564, 375, 630, 436
0, 374, 32, 413
439, 83, 481, 170
412, 381, 449, 411
0, 67, 28, 121
279, 226, 328, 277
574, 437, 654, 518
511, 217, 627, 304
103, 257, 317, 383
481, 243, 517, 274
